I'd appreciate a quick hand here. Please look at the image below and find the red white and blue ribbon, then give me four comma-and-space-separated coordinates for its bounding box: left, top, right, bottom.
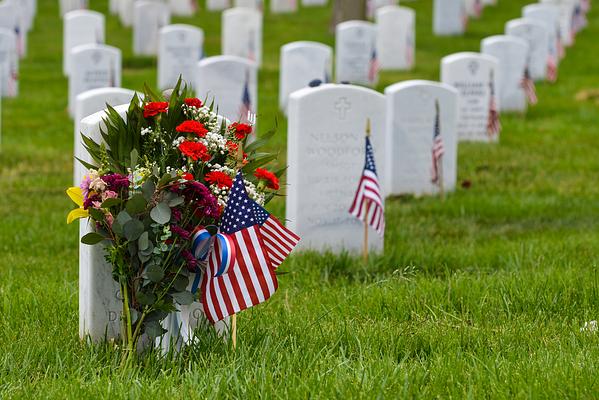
190, 227, 236, 293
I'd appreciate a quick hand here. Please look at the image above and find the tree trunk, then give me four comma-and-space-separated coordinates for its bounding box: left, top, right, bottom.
331, 0, 367, 31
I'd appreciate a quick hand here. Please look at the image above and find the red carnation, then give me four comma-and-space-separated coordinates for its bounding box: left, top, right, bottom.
176, 120, 209, 137
143, 102, 169, 118
184, 98, 203, 108
182, 172, 194, 181
205, 171, 233, 189
254, 168, 279, 190
229, 122, 253, 140
179, 141, 211, 162
226, 140, 239, 154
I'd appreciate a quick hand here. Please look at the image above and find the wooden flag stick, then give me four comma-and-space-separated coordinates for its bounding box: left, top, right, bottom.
363, 118, 371, 265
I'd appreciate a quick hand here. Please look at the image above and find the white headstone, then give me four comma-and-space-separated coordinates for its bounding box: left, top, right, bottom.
433, 0, 466, 36
440, 52, 499, 142
60, 0, 88, 16
481, 35, 529, 112
109, 0, 119, 14
73, 88, 137, 186
505, 18, 549, 82
541, 0, 576, 46
335, 20, 378, 86
158, 24, 204, 90
279, 41, 332, 113
375, 5, 415, 71
195, 55, 258, 124
78, 105, 229, 343
133, 1, 171, 56
169, 0, 198, 15
366, 0, 397, 19
384, 80, 459, 196
68, 44, 122, 117
0, 28, 18, 98
119, 0, 135, 27
222, 8, 262, 67
465, 0, 483, 18
270, 0, 297, 13
286, 84, 386, 253
482, 0, 496, 5
523, 4, 560, 65
302, 0, 327, 5
63, 10, 105, 76
206, 0, 231, 10
233, 0, 262, 8
0, 2, 26, 59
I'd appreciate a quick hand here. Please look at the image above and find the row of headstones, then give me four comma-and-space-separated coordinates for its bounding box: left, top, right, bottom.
434, 0, 499, 36
0, 0, 37, 98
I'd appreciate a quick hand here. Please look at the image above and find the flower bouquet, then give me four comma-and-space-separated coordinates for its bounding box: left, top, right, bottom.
67, 81, 299, 363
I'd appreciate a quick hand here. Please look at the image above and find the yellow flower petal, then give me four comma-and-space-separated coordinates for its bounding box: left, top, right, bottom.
67, 208, 89, 224
66, 187, 84, 207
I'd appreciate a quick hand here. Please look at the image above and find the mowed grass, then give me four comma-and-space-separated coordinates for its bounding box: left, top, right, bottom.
2, 0, 599, 398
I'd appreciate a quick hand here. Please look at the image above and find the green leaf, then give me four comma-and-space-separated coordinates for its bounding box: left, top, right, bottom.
116, 210, 132, 225
88, 207, 104, 221
172, 291, 194, 305
150, 202, 171, 225
123, 219, 144, 241
138, 231, 149, 251
142, 180, 156, 201
137, 291, 156, 306
101, 198, 122, 208
168, 196, 184, 207
172, 275, 189, 292
81, 232, 105, 245
130, 148, 139, 170
145, 264, 164, 282
144, 320, 164, 338
126, 194, 147, 215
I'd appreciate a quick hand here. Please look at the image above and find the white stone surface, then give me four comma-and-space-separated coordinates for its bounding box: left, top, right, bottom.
302, 0, 327, 5
286, 84, 386, 253
0, 2, 26, 59
384, 80, 459, 196
465, 0, 483, 18
270, 0, 297, 13
109, 0, 119, 14
481, 35, 529, 112
233, 0, 262, 8
169, 0, 198, 16
505, 18, 549, 81
440, 52, 499, 142
222, 8, 262, 66
63, 10, 105, 76
195, 55, 258, 124
68, 44, 122, 117
335, 20, 378, 86
118, 0, 135, 27
73, 88, 137, 186
158, 24, 204, 90
366, 0, 398, 19
523, 3, 560, 65
0, 28, 18, 98
541, 0, 576, 46
133, 1, 171, 56
433, 0, 466, 36
206, 0, 230, 10
279, 41, 332, 113
375, 5, 415, 71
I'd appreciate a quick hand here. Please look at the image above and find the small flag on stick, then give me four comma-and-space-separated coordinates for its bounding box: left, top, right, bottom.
431, 100, 445, 187
487, 70, 501, 138
521, 67, 538, 105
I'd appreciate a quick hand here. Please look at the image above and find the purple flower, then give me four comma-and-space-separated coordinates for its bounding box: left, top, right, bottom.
102, 173, 130, 191
171, 225, 191, 241
181, 250, 198, 272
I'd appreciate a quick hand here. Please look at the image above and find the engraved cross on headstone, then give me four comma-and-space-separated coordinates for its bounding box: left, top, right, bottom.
334, 97, 351, 120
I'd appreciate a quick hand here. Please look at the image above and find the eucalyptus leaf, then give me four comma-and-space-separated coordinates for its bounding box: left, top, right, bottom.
172, 275, 189, 292
145, 264, 164, 282
150, 202, 171, 225
130, 149, 139, 169
123, 219, 144, 241
137, 291, 156, 306
138, 231, 149, 250
144, 320, 165, 339
116, 210, 132, 225
168, 196, 184, 207
172, 291, 194, 305
126, 194, 147, 215
81, 232, 105, 245
142, 179, 156, 201
101, 198, 121, 208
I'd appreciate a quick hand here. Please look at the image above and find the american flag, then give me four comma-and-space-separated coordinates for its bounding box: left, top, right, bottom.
520, 67, 537, 105
349, 133, 385, 236
557, 27, 565, 60
14, 27, 23, 58
247, 30, 256, 62
239, 70, 253, 123
547, 54, 558, 83
462, 3, 469, 30
200, 171, 299, 323
431, 101, 445, 185
487, 71, 501, 138
368, 47, 379, 85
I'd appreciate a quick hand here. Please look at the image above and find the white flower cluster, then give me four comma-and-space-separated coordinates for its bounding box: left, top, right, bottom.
141, 127, 152, 137
200, 131, 228, 155
172, 136, 186, 147
244, 179, 265, 206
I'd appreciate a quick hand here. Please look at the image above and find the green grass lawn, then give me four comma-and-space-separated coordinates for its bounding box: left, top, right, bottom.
2, 0, 599, 398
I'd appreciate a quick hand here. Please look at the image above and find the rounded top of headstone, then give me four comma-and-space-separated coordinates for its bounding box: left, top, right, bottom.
198, 55, 257, 69
281, 41, 332, 53
375, 5, 415, 19
71, 43, 121, 57
289, 83, 384, 103
441, 51, 499, 66
223, 6, 262, 17
336, 20, 376, 31
76, 87, 137, 103
64, 9, 105, 20
160, 24, 204, 35
384, 80, 459, 96
505, 17, 548, 30
481, 35, 529, 49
